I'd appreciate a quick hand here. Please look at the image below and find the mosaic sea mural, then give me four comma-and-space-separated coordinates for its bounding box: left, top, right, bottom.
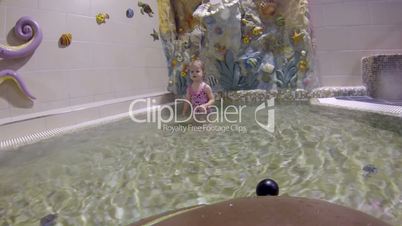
157, 0, 318, 95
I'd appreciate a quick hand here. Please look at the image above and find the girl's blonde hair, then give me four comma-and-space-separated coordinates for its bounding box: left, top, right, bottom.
190, 59, 205, 72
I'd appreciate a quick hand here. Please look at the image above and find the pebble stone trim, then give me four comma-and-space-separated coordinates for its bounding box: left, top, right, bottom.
213, 86, 367, 103
362, 54, 402, 98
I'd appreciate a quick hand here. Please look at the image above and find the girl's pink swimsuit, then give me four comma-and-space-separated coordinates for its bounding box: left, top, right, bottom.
187, 82, 210, 113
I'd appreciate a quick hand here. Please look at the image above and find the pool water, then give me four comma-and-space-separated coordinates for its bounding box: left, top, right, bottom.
0, 103, 401, 225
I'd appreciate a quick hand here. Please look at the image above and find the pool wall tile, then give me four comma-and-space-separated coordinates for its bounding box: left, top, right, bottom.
369, 1, 402, 25
43, 108, 100, 130
0, 0, 167, 131
0, 0, 38, 8
0, 118, 46, 141
19, 71, 69, 103
314, 27, 352, 51
319, 76, 362, 87
2, 0, 402, 139
0, 92, 174, 149
38, 0, 90, 16
68, 96, 94, 106
311, 0, 402, 87
322, 2, 370, 27
0, 109, 10, 120
5, 7, 67, 41
0, 85, 9, 110
0, 7, 5, 38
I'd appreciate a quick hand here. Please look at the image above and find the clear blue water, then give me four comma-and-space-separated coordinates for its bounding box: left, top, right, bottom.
0, 103, 401, 225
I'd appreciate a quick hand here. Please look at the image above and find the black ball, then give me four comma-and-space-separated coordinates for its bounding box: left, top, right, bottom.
256, 178, 279, 196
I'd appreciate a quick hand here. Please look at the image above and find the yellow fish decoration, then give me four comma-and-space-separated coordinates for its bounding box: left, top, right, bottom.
96, 13, 110, 24
252, 27, 264, 36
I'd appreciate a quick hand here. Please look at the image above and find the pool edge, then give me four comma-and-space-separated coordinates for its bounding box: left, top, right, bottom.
0, 92, 175, 151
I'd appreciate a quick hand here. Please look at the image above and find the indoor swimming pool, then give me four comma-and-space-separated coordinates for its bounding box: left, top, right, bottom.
0, 103, 401, 225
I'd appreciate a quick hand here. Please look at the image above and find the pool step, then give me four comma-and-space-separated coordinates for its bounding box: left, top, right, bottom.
311, 97, 402, 118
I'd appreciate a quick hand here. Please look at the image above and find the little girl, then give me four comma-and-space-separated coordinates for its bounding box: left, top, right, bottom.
182, 59, 215, 115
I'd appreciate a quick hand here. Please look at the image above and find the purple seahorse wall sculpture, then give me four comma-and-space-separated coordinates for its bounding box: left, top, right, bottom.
0, 69, 36, 99
0, 16, 43, 59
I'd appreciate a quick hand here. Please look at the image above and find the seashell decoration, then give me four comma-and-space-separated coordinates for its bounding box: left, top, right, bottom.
59, 33, 72, 47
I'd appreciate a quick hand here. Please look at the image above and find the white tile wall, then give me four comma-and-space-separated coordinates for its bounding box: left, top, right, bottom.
0, 0, 38, 8
38, 0, 91, 16
0, 85, 9, 110
21, 70, 69, 102
0, 0, 168, 129
369, 1, 402, 25
5, 7, 67, 41
322, 2, 370, 26
319, 75, 362, 87
0, 109, 10, 119
4, 0, 400, 134
314, 27, 352, 51
0, 7, 5, 37
311, 0, 402, 86
0, 118, 46, 141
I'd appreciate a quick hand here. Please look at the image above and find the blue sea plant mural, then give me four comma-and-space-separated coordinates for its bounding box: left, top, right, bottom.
275, 54, 299, 88
175, 70, 188, 95
217, 50, 258, 90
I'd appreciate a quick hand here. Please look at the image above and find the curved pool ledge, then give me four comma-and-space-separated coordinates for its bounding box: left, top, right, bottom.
0, 86, 371, 151
0, 92, 174, 151
131, 197, 391, 226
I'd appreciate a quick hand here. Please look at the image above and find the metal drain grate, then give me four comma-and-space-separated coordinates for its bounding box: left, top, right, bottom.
0, 113, 129, 151
0, 102, 174, 152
